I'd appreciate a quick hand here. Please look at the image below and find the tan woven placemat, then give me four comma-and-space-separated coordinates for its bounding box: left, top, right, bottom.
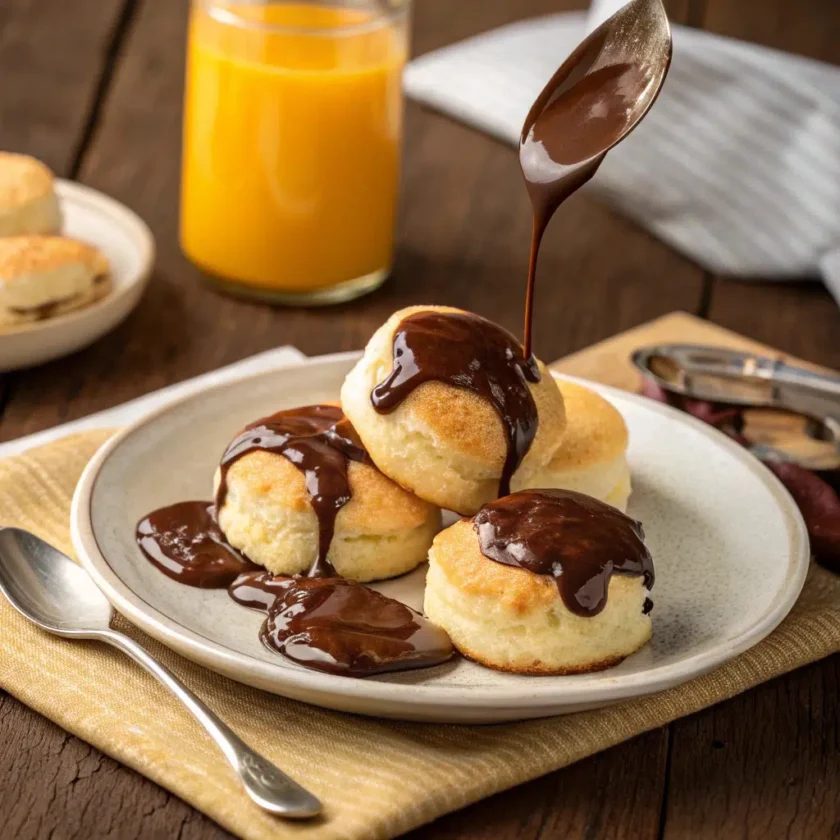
1, 312, 838, 840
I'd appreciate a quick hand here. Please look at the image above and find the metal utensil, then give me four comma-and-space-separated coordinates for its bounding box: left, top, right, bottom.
632, 343, 840, 458
517, 0, 672, 356
0, 528, 321, 819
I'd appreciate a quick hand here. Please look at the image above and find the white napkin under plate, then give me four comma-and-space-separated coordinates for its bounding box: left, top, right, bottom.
404, 6, 840, 305
0, 346, 306, 459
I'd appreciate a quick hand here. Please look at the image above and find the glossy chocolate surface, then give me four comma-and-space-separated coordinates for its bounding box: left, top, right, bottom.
136, 500, 258, 588
519, 15, 661, 356
258, 576, 454, 677
371, 310, 540, 499
216, 404, 371, 578
474, 489, 654, 616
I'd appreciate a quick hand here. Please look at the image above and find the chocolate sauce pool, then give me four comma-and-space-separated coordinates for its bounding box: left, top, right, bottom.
216, 404, 371, 578
232, 572, 453, 677
371, 311, 540, 499
474, 489, 654, 616
136, 501, 258, 587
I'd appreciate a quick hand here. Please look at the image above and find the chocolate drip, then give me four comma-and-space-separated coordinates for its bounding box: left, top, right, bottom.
229, 570, 293, 611
519, 22, 659, 356
136, 501, 258, 587
371, 311, 541, 499
259, 576, 454, 677
474, 489, 654, 617
216, 405, 372, 578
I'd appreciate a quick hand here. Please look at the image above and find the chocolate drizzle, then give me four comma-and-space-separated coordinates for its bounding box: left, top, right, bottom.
230, 571, 454, 677
229, 570, 293, 611
474, 489, 654, 616
251, 574, 454, 677
216, 404, 371, 577
371, 311, 541, 498
519, 7, 667, 356
136, 501, 258, 587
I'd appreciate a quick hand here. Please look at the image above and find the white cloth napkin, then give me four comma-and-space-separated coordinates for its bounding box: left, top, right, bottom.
0, 346, 306, 459
404, 5, 840, 305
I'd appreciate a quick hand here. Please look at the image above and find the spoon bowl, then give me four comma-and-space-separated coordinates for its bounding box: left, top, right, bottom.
520, 0, 672, 183
0, 527, 113, 635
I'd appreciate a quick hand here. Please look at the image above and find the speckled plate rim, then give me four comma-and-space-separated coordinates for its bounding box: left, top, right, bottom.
70, 351, 810, 721
0, 180, 154, 336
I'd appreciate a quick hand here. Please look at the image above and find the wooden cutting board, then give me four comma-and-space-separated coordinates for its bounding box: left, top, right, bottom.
549, 310, 830, 389
550, 310, 838, 469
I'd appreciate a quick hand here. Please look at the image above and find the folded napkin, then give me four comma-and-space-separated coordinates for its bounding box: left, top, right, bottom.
404, 9, 840, 305
2, 334, 840, 839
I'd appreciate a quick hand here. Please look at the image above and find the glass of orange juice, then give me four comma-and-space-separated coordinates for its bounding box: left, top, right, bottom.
180, 1, 409, 304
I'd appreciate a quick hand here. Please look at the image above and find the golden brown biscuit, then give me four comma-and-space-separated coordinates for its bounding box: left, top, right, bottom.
0, 153, 62, 237
0, 236, 110, 329
215, 450, 441, 582
424, 514, 652, 675
513, 378, 631, 510
341, 305, 566, 514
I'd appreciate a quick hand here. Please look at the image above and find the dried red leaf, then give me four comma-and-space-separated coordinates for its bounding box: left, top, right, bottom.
764, 461, 840, 572
639, 375, 840, 571
639, 380, 743, 428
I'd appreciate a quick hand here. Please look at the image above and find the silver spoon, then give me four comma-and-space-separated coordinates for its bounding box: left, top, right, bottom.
0, 527, 321, 819
518, 0, 672, 356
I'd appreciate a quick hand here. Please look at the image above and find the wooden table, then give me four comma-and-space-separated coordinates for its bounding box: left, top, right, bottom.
1, 0, 838, 837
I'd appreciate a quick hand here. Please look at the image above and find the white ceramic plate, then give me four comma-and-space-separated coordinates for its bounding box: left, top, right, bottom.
71, 353, 809, 723
0, 180, 154, 371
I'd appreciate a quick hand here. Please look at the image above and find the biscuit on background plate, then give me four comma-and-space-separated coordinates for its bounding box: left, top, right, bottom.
0, 152, 62, 237
0, 236, 111, 330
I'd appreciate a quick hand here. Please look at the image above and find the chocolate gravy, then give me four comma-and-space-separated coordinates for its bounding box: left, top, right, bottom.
259, 576, 454, 677
519, 12, 665, 356
229, 570, 293, 611
474, 489, 654, 616
371, 310, 540, 499
216, 404, 371, 578
136, 501, 258, 587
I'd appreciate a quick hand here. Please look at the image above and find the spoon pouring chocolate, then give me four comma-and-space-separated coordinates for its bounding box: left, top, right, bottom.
519, 0, 672, 356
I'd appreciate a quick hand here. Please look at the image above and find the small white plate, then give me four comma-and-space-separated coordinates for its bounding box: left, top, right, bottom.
71, 353, 810, 723
0, 180, 154, 371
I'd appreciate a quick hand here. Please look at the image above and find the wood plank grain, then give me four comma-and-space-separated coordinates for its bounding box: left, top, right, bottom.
0, 692, 232, 840
663, 658, 840, 839
702, 0, 840, 61
404, 730, 668, 840
0, 0, 126, 175
708, 282, 840, 372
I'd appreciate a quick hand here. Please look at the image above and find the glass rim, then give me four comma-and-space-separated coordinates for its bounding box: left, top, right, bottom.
201, 1, 410, 36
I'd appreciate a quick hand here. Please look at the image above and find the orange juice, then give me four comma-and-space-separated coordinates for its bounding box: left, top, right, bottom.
180, 2, 408, 303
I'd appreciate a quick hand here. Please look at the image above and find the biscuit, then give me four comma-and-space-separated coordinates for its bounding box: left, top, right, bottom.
424, 500, 652, 674
341, 306, 566, 514
0, 236, 110, 329
514, 378, 631, 510
215, 448, 441, 582
0, 153, 62, 237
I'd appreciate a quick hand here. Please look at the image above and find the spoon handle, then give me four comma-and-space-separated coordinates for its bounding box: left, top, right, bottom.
98, 628, 321, 818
